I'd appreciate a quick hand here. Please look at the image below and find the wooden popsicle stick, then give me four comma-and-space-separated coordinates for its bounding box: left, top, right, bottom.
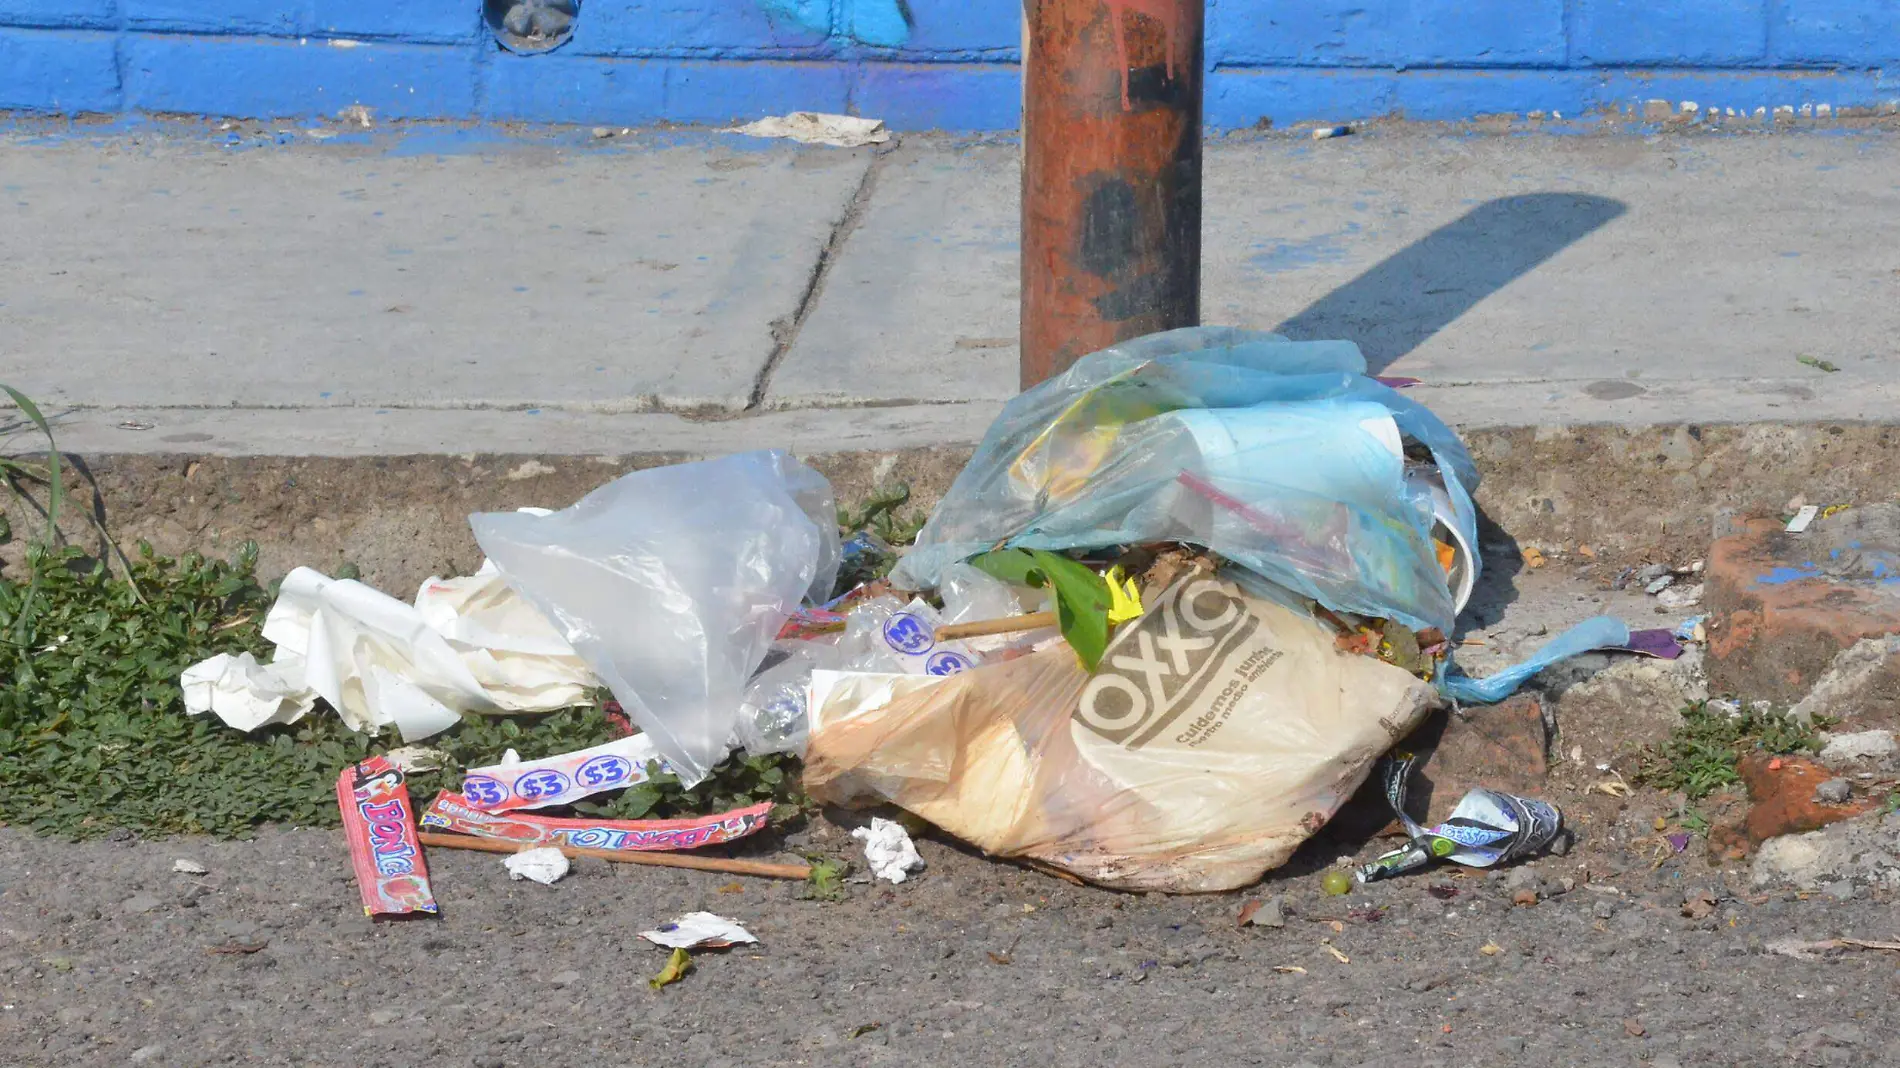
934, 610, 1059, 641
417, 832, 811, 880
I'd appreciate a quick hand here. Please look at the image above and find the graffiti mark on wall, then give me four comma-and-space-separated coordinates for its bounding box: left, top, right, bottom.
759, 0, 912, 47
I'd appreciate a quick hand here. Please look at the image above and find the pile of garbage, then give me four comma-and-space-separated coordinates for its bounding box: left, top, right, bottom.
182, 327, 1637, 911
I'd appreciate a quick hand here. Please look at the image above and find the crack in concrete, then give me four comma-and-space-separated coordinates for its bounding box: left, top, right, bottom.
744, 143, 896, 412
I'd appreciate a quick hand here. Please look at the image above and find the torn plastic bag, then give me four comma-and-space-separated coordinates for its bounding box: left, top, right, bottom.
734, 640, 840, 757
1439, 615, 1629, 704
471, 451, 840, 787
890, 326, 1479, 636
804, 574, 1439, 892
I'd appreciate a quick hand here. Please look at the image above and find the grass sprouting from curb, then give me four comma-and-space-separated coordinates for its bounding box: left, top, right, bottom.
1635, 700, 1829, 800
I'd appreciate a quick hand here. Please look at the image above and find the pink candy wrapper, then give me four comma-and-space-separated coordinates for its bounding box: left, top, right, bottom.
421, 791, 775, 852
336, 755, 438, 917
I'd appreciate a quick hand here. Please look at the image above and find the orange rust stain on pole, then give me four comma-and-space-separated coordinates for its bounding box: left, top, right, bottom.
1021, 0, 1203, 388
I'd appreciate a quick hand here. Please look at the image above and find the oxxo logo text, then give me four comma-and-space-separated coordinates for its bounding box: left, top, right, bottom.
1074, 578, 1262, 748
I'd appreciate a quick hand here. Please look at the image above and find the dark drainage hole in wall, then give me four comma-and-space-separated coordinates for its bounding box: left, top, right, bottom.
486, 0, 579, 53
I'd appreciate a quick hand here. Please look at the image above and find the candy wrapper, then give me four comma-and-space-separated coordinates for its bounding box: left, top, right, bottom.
840, 596, 979, 676
1356, 753, 1563, 883
421, 792, 774, 851
460, 735, 667, 812
336, 755, 438, 916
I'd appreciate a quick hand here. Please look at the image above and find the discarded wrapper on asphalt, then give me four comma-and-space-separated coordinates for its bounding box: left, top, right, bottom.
336, 755, 438, 917
420, 791, 774, 851
1355, 753, 1564, 883
804, 573, 1440, 893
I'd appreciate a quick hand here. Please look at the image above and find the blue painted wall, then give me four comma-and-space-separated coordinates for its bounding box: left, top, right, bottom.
1, 0, 1896, 129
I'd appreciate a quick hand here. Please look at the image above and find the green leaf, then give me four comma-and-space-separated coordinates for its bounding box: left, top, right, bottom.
969, 548, 1114, 671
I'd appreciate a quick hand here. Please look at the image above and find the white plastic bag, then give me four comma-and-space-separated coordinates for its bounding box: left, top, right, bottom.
471, 451, 840, 787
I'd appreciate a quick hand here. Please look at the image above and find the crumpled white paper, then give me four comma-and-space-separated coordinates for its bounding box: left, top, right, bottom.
852, 817, 926, 884
640, 912, 758, 949
180, 557, 598, 743
415, 560, 595, 711
503, 846, 570, 885
726, 112, 889, 147
180, 650, 316, 732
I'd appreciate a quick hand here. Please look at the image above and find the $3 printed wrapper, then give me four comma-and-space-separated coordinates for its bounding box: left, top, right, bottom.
336, 755, 438, 916
460, 734, 668, 812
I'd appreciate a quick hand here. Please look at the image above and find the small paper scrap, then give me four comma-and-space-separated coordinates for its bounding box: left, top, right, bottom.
1657, 583, 1703, 611
641, 912, 758, 950
727, 112, 889, 147
503, 846, 570, 885
1786, 505, 1820, 533
852, 817, 926, 884
172, 859, 208, 875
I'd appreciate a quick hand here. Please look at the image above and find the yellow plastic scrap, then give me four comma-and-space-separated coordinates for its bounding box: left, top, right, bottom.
649, 948, 693, 992
1104, 566, 1144, 625
1433, 538, 1457, 575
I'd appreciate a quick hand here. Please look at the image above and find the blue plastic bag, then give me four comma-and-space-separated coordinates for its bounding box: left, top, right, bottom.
1439, 616, 1631, 705
893, 327, 1479, 635
894, 326, 1628, 702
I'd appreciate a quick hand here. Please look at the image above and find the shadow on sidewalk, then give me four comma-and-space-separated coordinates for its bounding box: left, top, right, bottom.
1275, 193, 1627, 373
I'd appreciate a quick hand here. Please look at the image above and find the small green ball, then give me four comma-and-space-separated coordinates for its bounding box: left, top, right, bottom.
1321, 869, 1353, 896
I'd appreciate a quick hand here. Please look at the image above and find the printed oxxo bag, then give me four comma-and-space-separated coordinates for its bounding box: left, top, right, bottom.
804, 574, 1440, 892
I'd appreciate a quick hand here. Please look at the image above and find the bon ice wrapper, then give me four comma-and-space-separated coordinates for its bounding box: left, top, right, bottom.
641, 912, 758, 949
336, 755, 437, 916
460, 734, 666, 812
421, 791, 774, 852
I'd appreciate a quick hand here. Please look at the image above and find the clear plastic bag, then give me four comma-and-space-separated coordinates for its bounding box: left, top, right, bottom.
734, 640, 841, 757
470, 451, 840, 786
890, 327, 1479, 635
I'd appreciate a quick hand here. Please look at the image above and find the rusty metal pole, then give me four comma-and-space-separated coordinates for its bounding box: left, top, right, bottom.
1021, 0, 1204, 388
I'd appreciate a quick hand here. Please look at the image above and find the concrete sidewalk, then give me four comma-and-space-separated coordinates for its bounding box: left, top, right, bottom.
4, 118, 1900, 459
